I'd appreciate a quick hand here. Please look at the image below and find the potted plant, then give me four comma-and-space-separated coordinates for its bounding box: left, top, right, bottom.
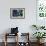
32, 25, 39, 30
32, 24, 45, 30
33, 32, 46, 43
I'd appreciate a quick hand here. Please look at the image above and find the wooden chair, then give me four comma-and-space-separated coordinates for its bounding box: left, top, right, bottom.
4, 33, 18, 46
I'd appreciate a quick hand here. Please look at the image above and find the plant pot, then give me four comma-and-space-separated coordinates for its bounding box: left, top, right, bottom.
40, 38, 45, 43
37, 39, 40, 43
37, 39, 45, 44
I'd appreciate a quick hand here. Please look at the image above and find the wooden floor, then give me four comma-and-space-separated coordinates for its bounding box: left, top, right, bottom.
0, 42, 46, 46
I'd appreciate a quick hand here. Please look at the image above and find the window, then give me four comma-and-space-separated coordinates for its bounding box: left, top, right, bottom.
37, 0, 46, 18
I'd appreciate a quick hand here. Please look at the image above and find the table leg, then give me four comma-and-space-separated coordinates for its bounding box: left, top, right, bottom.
4, 34, 7, 46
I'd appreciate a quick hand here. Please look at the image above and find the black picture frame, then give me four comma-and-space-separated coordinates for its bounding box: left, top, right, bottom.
10, 8, 25, 19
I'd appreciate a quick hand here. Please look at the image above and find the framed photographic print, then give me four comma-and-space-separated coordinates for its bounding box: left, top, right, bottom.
10, 8, 25, 19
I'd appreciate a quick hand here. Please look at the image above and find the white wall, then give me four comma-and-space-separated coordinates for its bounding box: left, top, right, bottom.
0, 0, 37, 42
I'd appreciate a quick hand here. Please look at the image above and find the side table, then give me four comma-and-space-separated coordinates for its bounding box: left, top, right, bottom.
4, 33, 18, 46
